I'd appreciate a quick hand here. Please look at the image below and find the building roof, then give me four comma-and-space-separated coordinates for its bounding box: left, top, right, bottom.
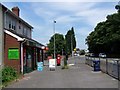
4, 28, 45, 49
1, 3, 33, 29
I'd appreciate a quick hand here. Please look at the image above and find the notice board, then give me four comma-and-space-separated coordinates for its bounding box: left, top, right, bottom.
49, 59, 56, 68
8, 48, 19, 60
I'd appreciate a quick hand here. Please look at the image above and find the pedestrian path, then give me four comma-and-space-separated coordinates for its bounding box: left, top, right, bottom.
5, 56, 118, 88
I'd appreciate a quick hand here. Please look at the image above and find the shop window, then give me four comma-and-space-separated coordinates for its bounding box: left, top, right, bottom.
12, 25, 14, 29
13, 26, 16, 30
9, 23, 11, 29
23, 28, 27, 36
9, 20, 16, 30
19, 26, 21, 29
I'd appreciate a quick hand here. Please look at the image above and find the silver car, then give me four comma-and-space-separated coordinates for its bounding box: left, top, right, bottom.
99, 53, 106, 58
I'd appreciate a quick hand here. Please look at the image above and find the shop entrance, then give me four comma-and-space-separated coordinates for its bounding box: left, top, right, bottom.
23, 46, 33, 73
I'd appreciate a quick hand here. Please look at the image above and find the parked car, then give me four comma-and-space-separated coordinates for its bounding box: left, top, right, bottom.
90, 53, 95, 57
74, 53, 79, 56
77, 54, 80, 56
85, 53, 89, 56
99, 53, 106, 58
74, 53, 77, 56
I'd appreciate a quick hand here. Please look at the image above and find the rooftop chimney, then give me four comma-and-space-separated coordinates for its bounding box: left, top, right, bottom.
12, 6, 20, 17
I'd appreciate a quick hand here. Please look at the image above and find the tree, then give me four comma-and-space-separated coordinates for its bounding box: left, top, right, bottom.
65, 27, 76, 55
80, 50, 85, 55
71, 27, 76, 51
86, 4, 120, 56
47, 33, 65, 56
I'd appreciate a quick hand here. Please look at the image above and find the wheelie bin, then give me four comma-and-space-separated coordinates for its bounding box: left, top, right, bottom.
93, 60, 100, 71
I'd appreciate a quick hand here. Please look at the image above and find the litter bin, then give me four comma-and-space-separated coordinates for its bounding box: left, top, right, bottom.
93, 60, 100, 71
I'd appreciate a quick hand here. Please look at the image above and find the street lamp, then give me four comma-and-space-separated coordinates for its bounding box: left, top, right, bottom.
53, 20, 56, 59
41, 46, 45, 65
71, 35, 73, 56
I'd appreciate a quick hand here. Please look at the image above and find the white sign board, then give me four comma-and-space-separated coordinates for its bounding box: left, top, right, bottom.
49, 59, 56, 69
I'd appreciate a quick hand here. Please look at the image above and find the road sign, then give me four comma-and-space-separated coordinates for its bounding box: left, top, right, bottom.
74, 48, 76, 51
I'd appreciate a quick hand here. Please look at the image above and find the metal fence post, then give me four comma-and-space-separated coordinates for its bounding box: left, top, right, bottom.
117, 60, 120, 90
106, 58, 108, 74
118, 60, 120, 81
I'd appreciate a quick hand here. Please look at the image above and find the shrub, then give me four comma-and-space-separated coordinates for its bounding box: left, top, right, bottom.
61, 65, 69, 69
2, 66, 18, 83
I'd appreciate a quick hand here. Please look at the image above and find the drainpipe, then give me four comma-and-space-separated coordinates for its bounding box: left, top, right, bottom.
20, 39, 26, 74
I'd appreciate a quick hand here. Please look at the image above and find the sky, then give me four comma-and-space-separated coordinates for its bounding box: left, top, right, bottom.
2, 1, 119, 50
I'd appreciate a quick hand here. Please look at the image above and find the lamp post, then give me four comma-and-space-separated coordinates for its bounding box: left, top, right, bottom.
71, 35, 73, 57
53, 20, 56, 59
41, 46, 45, 65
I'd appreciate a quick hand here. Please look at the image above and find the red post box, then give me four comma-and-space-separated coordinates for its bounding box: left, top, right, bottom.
57, 54, 61, 66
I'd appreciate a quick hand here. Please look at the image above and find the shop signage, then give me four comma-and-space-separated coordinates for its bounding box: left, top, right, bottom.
8, 48, 19, 60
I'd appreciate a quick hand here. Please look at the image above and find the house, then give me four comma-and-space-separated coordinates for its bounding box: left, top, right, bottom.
0, 4, 4, 68
0, 3, 45, 74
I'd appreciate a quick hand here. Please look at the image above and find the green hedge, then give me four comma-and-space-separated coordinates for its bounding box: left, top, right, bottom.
1, 66, 18, 83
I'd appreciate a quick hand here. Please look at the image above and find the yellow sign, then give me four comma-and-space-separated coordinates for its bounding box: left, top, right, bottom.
74, 48, 76, 51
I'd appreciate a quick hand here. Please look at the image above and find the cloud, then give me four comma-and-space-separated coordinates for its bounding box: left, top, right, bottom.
75, 27, 92, 36
2, 2, 118, 49
74, 27, 92, 49
29, 2, 117, 49
75, 7, 116, 27
32, 24, 54, 45
1, 0, 119, 2
31, 2, 116, 27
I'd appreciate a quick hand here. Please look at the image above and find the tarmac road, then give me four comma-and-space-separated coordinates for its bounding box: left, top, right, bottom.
5, 56, 118, 88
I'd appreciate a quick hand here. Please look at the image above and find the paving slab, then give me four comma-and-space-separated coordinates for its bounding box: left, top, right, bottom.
5, 56, 119, 88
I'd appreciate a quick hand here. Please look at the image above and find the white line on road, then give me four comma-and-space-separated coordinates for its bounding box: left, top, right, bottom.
68, 64, 75, 66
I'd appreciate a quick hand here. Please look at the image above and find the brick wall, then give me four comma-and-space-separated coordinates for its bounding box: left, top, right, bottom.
4, 33, 21, 73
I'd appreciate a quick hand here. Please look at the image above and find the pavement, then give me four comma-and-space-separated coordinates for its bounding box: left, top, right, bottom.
5, 56, 119, 88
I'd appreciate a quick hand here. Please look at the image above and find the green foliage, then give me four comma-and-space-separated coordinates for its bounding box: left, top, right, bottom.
86, 5, 120, 55
61, 65, 69, 69
80, 50, 85, 55
61, 57, 68, 69
65, 27, 76, 55
47, 27, 77, 56
47, 33, 65, 56
2, 66, 18, 83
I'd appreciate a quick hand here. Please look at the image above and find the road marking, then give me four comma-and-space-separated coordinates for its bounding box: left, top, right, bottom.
111, 78, 117, 80
68, 64, 75, 66
91, 71, 102, 73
